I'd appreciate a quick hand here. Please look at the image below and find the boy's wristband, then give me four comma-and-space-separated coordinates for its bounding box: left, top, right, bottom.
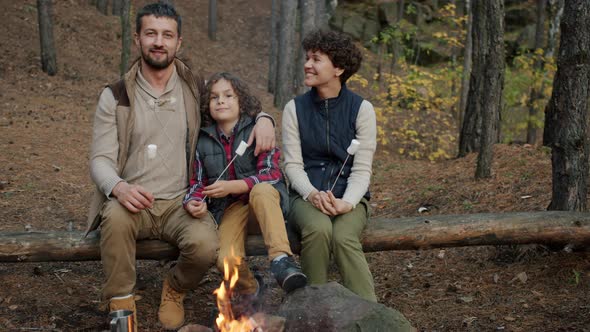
255, 113, 276, 127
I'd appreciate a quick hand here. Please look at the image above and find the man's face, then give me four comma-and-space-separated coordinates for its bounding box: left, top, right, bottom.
135, 15, 182, 70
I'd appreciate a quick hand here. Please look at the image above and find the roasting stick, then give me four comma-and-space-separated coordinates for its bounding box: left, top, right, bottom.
329, 139, 360, 192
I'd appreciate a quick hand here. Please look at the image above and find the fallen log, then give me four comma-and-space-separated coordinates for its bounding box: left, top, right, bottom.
1, 211, 590, 262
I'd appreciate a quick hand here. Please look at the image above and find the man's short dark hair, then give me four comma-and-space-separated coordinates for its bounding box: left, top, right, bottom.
302, 29, 363, 83
136, 2, 182, 36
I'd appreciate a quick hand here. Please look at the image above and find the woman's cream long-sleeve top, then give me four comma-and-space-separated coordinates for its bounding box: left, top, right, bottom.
281, 99, 377, 208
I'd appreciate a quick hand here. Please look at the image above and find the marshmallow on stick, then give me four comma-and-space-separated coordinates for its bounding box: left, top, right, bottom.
203, 140, 249, 200
147, 144, 157, 160
235, 140, 249, 156
330, 139, 361, 192
346, 139, 360, 155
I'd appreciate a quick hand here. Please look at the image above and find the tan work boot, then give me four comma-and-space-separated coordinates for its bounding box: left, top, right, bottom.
158, 277, 187, 330
109, 295, 137, 332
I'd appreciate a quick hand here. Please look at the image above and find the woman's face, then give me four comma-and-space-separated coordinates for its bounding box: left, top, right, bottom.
303, 50, 344, 88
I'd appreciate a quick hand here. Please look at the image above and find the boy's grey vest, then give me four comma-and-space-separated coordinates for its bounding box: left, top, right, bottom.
197, 115, 290, 222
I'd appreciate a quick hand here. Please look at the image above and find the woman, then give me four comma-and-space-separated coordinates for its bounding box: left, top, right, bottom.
282, 29, 377, 301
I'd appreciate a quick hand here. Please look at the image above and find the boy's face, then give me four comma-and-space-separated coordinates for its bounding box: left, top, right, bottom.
209, 79, 240, 124
303, 50, 344, 88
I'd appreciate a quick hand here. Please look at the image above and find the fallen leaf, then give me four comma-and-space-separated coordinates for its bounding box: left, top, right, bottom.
458, 296, 474, 303
504, 316, 516, 322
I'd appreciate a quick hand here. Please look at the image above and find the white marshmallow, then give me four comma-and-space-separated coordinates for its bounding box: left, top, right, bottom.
346, 139, 360, 155
235, 141, 249, 156
147, 144, 157, 160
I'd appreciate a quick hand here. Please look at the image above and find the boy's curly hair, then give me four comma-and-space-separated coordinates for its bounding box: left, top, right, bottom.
201, 72, 262, 126
302, 29, 363, 84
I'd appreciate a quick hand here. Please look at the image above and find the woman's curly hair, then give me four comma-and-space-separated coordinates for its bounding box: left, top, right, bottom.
201, 72, 262, 126
302, 29, 363, 84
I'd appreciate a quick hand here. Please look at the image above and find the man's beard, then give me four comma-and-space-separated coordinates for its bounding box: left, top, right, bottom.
142, 48, 175, 69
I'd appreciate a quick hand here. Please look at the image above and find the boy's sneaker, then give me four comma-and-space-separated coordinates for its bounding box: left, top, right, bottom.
270, 256, 307, 293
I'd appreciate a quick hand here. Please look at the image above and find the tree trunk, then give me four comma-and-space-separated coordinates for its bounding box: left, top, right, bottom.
315, 0, 328, 28
542, 0, 564, 147
296, 0, 317, 94
112, 0, 122, 16
120, 0, 131, 76
545, 0, 564, 61
390, 0, 404, 74
268, 0, 280, 94
96, 0, 108, 15
473, 0, 505, 178
37, 0, 57, 76
458, 0, 472, 130
208, 0, 217, 41
545, 0, 590, 211
458, 1, 504, 158
2, 211, 590, 262
526, 0, 547, 145
274, 0, 298, 108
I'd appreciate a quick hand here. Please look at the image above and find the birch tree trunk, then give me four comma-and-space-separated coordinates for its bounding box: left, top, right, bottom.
37, 0, 57, 76
545, 0, 590, 211
473, 0, 505, 178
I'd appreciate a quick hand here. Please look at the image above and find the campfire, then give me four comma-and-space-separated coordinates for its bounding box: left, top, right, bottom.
214, 255, 259, 332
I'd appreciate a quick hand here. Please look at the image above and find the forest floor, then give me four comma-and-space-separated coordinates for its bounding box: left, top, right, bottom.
1, 0, 589, 331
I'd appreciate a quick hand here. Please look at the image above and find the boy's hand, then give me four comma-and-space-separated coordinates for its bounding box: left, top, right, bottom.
249, 116, 275, 156
185, 200, 208, 218
203, 180, 248, 198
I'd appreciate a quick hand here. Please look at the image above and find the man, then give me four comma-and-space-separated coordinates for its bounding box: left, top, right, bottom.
86, 3, 275, 330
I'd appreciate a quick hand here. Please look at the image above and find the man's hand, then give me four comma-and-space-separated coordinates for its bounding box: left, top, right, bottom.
327, 191, 353, 215
185, 200, 208, 218
203, 180, 248, 198
248, 116, 275, 156
111, 181, 154, 213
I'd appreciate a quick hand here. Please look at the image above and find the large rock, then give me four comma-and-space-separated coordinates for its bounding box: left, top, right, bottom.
277, 282, 415, 332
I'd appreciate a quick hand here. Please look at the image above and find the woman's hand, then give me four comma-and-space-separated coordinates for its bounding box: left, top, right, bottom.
309, 190, 338, 216
327, 191, 353, 215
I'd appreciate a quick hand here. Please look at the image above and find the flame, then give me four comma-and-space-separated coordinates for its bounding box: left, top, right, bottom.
214, 252, 257, 332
